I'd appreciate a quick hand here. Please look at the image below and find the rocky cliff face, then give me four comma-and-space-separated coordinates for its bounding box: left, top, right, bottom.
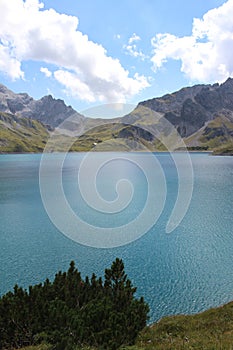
0, 84, 84, 128
138, 78, 233, 138
0, 84, 33, 114
119, 78, 233, 153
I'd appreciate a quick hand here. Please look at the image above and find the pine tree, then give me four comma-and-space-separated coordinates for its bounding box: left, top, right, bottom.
0, 258, 149, 350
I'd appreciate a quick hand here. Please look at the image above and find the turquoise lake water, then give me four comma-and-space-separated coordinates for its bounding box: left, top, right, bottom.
0, 152, 233, 322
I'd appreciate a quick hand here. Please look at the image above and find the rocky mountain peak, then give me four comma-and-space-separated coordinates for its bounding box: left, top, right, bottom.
0, 84, 11, 94
136, 78, 233, 137
220, 77, 233, 87
0, 84, 84, 128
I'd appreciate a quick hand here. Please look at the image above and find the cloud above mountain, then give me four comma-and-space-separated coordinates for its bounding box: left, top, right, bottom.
40, 67, 52, 78
151, 0, 233, 83
123, 33, 147, 60
0, 0, 149, 103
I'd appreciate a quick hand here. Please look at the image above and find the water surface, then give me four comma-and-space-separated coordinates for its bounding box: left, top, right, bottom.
0, 152, 233, 322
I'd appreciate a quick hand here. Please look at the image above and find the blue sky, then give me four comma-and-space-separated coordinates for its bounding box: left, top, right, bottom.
0, 0, 231, 114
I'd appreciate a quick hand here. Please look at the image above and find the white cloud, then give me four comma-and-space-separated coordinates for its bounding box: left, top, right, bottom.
124, 33, 147, 60
0, 0, 149, 103
129, 33, 141, 44
54, 69, 149, 103
40, 67, 52, 77
0, 44, 24, 80
54, 70, 96, 102
151, 0, 233, 83
124, 44, 147, 60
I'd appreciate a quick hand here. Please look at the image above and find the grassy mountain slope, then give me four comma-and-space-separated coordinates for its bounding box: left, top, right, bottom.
130, 301, 233, 349
0, 112, 49, 153
71, 120, 160, 152
184, 113, 233, 154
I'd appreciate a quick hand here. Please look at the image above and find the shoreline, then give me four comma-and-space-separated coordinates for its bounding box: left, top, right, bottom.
1, 149, 233, 156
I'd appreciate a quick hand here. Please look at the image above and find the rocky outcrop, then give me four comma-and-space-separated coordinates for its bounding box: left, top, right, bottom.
138, 78, 233, 138
20, 95, 82, 127
118, 125, 154, 142
0, 84, 84, 128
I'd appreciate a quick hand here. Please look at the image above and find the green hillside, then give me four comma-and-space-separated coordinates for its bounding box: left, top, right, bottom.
129, 301, 233, 350
0, 112, 49, 153
1, 110, 233, 154
185, 114, 233, 155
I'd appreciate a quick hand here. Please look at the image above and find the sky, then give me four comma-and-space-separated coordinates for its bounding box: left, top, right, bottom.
0, 0, 232, 115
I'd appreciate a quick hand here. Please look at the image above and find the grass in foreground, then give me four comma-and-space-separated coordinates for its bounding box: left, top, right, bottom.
126, 301, 233, 349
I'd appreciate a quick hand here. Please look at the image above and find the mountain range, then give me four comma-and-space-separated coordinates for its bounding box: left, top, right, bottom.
0, 79, 233, 154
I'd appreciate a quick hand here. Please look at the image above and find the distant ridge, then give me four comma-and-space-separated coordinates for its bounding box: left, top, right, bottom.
0, 79, 233, 154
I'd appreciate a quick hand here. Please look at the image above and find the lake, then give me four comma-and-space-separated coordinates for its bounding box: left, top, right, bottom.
0, 152, 233, 323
